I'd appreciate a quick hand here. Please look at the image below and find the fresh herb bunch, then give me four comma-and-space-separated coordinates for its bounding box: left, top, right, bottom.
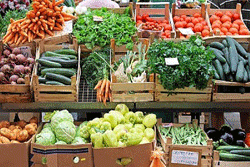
73, 7, 136, 50
81, 48, 111, 88
0, 9, 27, 38
147, 35, 215, 92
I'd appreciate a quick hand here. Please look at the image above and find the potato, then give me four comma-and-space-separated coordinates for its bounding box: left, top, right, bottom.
9, 132, 16, 140
29, 117, 38, 125
9, 125, 16, 131
25, 124, 36, 136
0, 136, 10, 144
0, 121, 10, 128
0, 128, 11, 139
15, 126, 22, 130
16, 120, 27, 129
17, 130, 29, 142
12, 129, 21, 135
11, 140, 20, 143
30, 123, 38, 130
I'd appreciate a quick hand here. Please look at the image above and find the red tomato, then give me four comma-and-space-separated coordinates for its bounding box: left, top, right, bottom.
185, 17, 191, 23
187, 22, 195, 28
233, 13, 240, 21
145, 17, 153, 22
164, 24, 172, 31
136, 15, 142, 21
142, 14, 149, 21
163, 20, 169, 24
173, 16, 180, 22
201, 21, 207, 26
203, 26, 209, 30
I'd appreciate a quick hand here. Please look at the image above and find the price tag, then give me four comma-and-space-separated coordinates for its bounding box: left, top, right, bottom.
93, 16, 103, 22
171, 150, 199, 166
63, 20, 73, 34
18, 46, 32, 58
178, 28, 195, 35
165, 58, 179, 66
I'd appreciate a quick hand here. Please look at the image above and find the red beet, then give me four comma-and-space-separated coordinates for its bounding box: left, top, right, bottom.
14, 65, 25, 74
16, 54, 26, 64
1, 64, 11, 73
24, 66, 31, 74
8, 54, 16, 61
9, 75, 19, 82
27, 57, 35, 64
12, 48, 21, 55
0, 72, 5, 80
17, 78, 25, 84
3, 49, 11, 57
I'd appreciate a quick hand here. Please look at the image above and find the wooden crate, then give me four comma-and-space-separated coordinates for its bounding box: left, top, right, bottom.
206, 3, 250, 37
32, 36, 80, 102
154, 74, 212, 102
172, 3, 213, 39
213, 150, 250, 167
0, 41, 36, 103
135, 2, 175, 39
157, 119, 213, 167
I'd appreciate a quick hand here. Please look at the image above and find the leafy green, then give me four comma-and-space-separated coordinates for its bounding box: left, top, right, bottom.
147, 35, 215, 93
73, 7, 136, 50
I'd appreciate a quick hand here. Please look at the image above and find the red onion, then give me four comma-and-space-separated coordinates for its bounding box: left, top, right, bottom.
17, 78, 25, 84
12, 48, 21, 55
8, 54, 16, 61
27, 57, 35, 64
3, 49, 11, 57
14, 65, 25, 74
1, 64, 11, 73
0, 72, 5, 80
16, 54, 26, 64
24, 66, 31, 74
10, 75, 19, 82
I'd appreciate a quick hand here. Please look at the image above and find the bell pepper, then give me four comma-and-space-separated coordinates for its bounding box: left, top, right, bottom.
124, 123, 133, 131
104, 113, 118, 129
109, 110, 125, 124
144, 128, 155, 142
130, 128, 144, 136
113, 124, 126, 134
88, 127, 96, 135
143, 114, 157, 128
103, 130, 118, 147
91, 133, 104, 148
140, 137, 150, 144
115, 104, 129, 116
87, 118, 100, 129
99, 121, 112, 132
116, 130, 128, 141
135, 111, 144, 124
125, 112, 136, 124
134, 124, 145, 132
79, 125, 90, 139
126, 131, 143, 146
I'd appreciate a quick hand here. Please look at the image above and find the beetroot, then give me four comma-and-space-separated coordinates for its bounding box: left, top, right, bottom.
9, 75, 19, 82
17, 78, 25, 84
12, 48, 21, 55
24, 66, 31, 74
0, 72, 5, 81
29, 64, 33, 69
14, 65, 25, 74
16, 54, 26, 64
3, 49, 11, 57
11, 81, 17, 85
8, 54, 16, 61
1, 64, 11, 73
27, 57, 35, 64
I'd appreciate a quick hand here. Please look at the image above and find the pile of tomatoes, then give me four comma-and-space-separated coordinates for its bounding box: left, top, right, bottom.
136, 14, 172, 38
209, 11, 250, 36
173, 13, 210, 38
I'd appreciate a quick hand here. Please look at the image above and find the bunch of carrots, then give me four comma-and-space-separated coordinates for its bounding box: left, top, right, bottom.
94, 79, 111, 105
2, 0, 77, 45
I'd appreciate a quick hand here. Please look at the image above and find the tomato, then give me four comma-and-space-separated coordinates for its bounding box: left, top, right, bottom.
202, 29, 210, 37
173, 16, 180, 23
198, 17, 204, 22
212, 22, 221, 29
222, 22, 231, 30
221, 27, 228, 34
203, 26, 209, 30
201, 21, 207, 26
226, 32, 232, 35
192, 18, 199, 25
187, 22, 195, 28
136, 15, 142, 21
233, 13, 240, 21
145, 17, 153, 22
175, 21, 184, 28
185, 17, 191, 23
234, 19, 244, 25
163, 20, 169, 24
215, 11, 223, 18
164, 24, 172, 31
239, 29, 250, 35
142, 14, 149, 21
240, 24, 247, 30
213, 28, 221, 35
210, 15, 220, 24
225, 11, 233, 18
245, 133, 250, 147
232, 23, 239, 30
180, 15, 187, 20
194, 25, 203, 32
229, 27, 238, 35
193, 13, 201, 18
221, 15, 231, 23
182, 21, 187, 28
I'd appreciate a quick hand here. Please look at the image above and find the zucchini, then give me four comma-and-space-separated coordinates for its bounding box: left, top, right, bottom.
217, 146, 249, 152
38, 77, 47, 84
213, 59, 225, 80
246, 66, 250, 80
238, 54, 247, 65
233, 39, 248, 58
209, 42, 225, 50
41, 68, 76, 77
220, 152, 250, 161
236, 61, 244, 82
213, 51, 226, 64
223, 48, 230, 65
45, 73, 71, 85
230, 150, 250, 156
44, 51, 76, 59
53, 49, 77, 56
222, 39, 228, 47
41, 57, 78, 68
228, 47, 238, 74
212, 66, 220, 79
37, 59, 62, 68
210, 47, 224, 56
223, 62, 230, 75
46, 81, 65, 85
243, 69, 248, 83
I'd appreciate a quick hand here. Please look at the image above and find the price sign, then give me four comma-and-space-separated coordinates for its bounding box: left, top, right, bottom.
178, 28, 195, 35
165, 58, 179, 66
93, 16, 103, 22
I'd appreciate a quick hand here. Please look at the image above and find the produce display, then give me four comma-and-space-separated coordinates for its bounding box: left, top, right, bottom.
209, 37, 250, 83
37, 49, 78, 85
209, 11, 250, 36
159, 123, 207, 145
0, 0, 30, 14
173, 13, 210, 38
2, 0, 76, 45
73, 8, 136, 50
147, 35, 214, 93
0, 46, 35, 84
136, 14, 173, 39
0, 117, 38, 144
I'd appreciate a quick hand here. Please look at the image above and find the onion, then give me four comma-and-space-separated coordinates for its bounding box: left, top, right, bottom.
14, 65, 25, 74
27, 57, 35, 64
3, 49, 11, 57
24, 66, 31, 74
0, 72, 5, 80
10, 75, 19, 82
1, 64, 11, 73
8, 54, 16, 61
12, 48, 21, 55
17, 78, 25, 84
16, 54, 26, 64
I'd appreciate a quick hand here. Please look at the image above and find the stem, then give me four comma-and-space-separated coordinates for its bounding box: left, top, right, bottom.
95, 52, 115, 72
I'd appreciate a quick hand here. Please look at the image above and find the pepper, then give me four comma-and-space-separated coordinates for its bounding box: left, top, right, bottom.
135, 111, 144, 124
125, 112, 136, 124
103, 130, 118, 147
99, 121, 112, 132
104, 113, 118, 129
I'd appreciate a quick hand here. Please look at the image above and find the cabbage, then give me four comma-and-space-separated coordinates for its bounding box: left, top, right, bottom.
134, 124, 145, 132
51, 110, 74, 130
143, 114, 157, 128
72, 137, 86, 145
54, 121, 76, 144
43, 123, 52, 129
41, 127, 53, 134
79, 125, 90, 139
115, 104, 129, 116
36, 132, 56, 146
55, 141, 67, 145
109, 110, 125, 124
113, 124, 126, 134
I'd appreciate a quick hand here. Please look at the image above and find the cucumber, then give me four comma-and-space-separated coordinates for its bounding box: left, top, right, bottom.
226, 36, 236, 48
44, 51, 76, 59
217, 146, 249, 152
53, 49, 77, 56
41, 57, 78, 68
220, 152, 250, 161
213, 51, 226, 64
233, 39, 248, 58
46, 81, 65, 85
37, 59, 62, 68
210, 47, 224, 56
230, 150, 250, 156
223, 62, 230, 75
223, 48, 230, 65
213, 59, 225, 80
209, 42, 225, 50
228, 47, 238, 74
219, 139, 230, 146
38, 77, 47, 84
45, 73, 71, 85
226, 74, 234, 82
236, 61, 244, 82
246, 66, 250, 80
243, 68, 248, 83
212, 65, 220, 79
41, 68, 76, 77
238, 54, 247, 65
222, 39, 228, 47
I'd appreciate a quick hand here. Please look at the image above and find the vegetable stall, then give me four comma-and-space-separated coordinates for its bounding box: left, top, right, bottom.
0, 0, 250, 167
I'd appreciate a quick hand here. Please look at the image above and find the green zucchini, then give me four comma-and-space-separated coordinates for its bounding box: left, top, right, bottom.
236, 61, 244, 82
230, 150, 250, 156
210, 47, 224, 56
45, 73, 71, 85
44, 51, 76, 59
37, 59, 62, 68
220, 152, 250, 161
53, 49, 77, 56
41, 68, 76, 77
41, 57, 78, 68
233, 39, 248, 58
217, 146, 249, 152
209, 42, 225, 50
46, 81, 65, 85
223, 62, 230, 75
212, 65, 220, 79
238, 54, 247, 65
243, 69, 248, 83
213, 52, 227, 64
38, 77, 47, 84
228, 47, 238, 74
246, 66, 250, 80
213, 59, 225, 80
222, 39, 228, 47
223, 48, 230, 65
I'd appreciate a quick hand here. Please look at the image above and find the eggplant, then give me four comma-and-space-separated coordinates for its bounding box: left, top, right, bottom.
220, 125, 231, 135
232, 129, 246, 141
235, 140, 245, 147
220, 132, 234, 145
206, 128, 220, 141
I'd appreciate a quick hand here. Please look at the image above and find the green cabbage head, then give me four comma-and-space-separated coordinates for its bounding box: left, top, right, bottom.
54, 121, 76, 144
36, 132, 56, 146
51, 110, 74, 130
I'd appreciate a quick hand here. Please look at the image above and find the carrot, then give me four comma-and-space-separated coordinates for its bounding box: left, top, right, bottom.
4, 31, 11, 39
100, 79, 107, 95
10, 18, 14, 23
56, 18, 64, 23
62, 12, 76, 18
22, 37, 28, 44
28, 23, 35, 29
49, 2, 53, 9
29, 11, 36, 18
103, 96, 107, 105
45, 29, 54, 36
26, 19, 31, 24
49, 25, 54, 31
52, 0, 56, 6
14, 33, 19, 43
36, 12, 40, 17
34, 24, 38, 31
20, 31, 28, 37
94, 80, 103, 90
37, 21, 42, 25
21, 24, 29, 29
36, 31, 43, 38
32, 19, 36, 23
40, 19, 47, 24
16, 35, 24, 46
55, 23, 63, 30
105, 80, 110, 99
40, 16, 45, 19
63, 17, 73, 21
54, 6, 61, 11
41, 10, 48, 15
55, 0, 64, 6
47, 21, 54, 26
40, 30, 45, 39
4, 33, 14, 43
20, 21, 26, 26
9, 38, 15, 45
28, 31, 31, 42
53, 27, 61, 31
35, 17, 39, 21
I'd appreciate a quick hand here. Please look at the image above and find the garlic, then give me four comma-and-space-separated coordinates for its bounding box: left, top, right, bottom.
75, 5, 87, 15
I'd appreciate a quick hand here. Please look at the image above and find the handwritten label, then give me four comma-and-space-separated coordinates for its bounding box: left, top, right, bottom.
171, 150, 199, 166
93, 16, 103, 22
165, 58, 179, 66
178, 28, 195, 35
19, 46, 32, 58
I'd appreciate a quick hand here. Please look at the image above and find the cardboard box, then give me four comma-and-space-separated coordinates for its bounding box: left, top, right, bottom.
31, 124, 94, 167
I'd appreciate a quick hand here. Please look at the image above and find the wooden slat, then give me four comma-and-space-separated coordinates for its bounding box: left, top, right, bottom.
156, 84, 212, 93
0, 94, 31, 103
44, 45, 74, 52
213, 93, 250, 102
36, 85, 74, 92
36, 94, 77, 102
139, 8, 165, 16
112, 93, 153, 102
157, 93, 211, 102
0, 85, 30, 93
215, 80, 250, 86
111, 82, 154, 91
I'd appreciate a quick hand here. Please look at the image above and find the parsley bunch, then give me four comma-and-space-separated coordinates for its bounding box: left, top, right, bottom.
73, 8, 136, 50
147, 36, 215, 93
